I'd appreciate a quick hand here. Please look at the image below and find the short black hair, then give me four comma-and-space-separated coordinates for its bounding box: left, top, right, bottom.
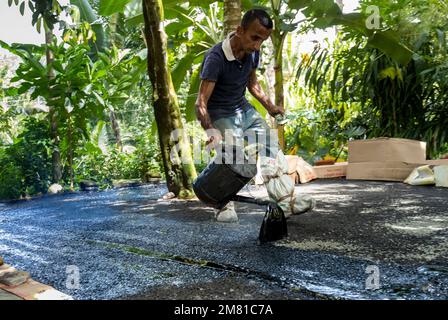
241, 9, 273, 30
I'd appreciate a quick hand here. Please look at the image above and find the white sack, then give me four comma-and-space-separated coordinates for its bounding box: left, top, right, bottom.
259, 151, 315, 217
404, 165, 435, 185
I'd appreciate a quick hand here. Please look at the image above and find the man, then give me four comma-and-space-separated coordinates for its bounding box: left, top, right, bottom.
195, 9, 284, 223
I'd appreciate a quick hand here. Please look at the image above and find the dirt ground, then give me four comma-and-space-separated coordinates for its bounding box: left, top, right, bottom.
1, 179, 447, 300
124, 179, 448, 300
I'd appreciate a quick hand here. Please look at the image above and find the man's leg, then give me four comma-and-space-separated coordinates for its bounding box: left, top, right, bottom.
243, 107, 315, 216
212, 113, 244, 148
243, 107, 279, 158
211, 113, 244, 223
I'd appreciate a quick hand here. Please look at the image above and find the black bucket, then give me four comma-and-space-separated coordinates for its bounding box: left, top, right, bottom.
258, 203, 288, 243
193, 145, 257, 209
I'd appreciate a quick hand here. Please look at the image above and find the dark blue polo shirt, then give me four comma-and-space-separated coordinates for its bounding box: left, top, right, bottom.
200, 42, 259, 121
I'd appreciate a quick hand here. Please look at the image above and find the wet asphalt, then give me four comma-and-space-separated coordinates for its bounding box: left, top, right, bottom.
0, 179, 447, 300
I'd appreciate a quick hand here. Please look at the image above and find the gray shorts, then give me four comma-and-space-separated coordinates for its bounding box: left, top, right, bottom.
212, 107, 278, 158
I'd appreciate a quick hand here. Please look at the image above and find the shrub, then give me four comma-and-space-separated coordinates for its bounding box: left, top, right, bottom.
0, 117, 52, 200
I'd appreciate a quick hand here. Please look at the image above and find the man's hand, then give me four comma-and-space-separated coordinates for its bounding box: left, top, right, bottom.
205, 128, 222, 150
269, 105, 285, 117
248, 70, 286, 118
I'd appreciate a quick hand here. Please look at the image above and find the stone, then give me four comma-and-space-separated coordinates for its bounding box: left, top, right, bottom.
48, 183, 63, 195
143, 171, 162, 182
112, 179, 143, 188
0, 256, 3, 266
79, 180, 99, 191
162, 192, 176, 200
0, 270, 30, 287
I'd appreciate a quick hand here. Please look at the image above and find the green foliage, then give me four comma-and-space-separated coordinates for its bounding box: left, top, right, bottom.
284, 102, 365, 163
297, 0, 448, 158
4, 0, 447, 198
0, 117, 52, 200
98, 0, 223, 123
70, 0, 106, 52
74, 128, 162, 189
2, 20, 150, 187
92, 45, 147, 112
0, 67, 13, 140
5, 36, 103, 186
0, 108, 13, 138
0, 161, 23, 200
304, 1, 413, 65
0, 106, 20, 147
244, 0, 413, 64
98, 0, 133, 16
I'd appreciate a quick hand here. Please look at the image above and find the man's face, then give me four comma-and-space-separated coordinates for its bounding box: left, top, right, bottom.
236, 19, 272, 54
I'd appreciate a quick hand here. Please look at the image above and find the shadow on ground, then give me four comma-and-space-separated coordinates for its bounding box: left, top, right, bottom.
1, 179, 447, 300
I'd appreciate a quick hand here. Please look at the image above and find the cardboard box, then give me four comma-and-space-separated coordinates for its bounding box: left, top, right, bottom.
313, 162, 348, 178
285, 155, 300, 184
346, 159, 448, 182
348, 138, 427, 163
434, 165, 448, 187
254, 156, 317, 185
296, 157, 317, 183
346, 161, 423, 181
425, 159, 448, 166
285, 155, 317, 184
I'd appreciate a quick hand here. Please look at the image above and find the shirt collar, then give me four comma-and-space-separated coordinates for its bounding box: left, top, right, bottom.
222, 32, 236, 61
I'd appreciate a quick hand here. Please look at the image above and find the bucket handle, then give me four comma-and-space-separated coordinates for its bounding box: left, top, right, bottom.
230, 195, 272, 206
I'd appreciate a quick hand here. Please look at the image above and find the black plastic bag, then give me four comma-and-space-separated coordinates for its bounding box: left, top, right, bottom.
258, 203, 288, 243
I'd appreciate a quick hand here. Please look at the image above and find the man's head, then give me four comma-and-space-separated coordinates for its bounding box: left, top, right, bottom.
235, 9, 273, 55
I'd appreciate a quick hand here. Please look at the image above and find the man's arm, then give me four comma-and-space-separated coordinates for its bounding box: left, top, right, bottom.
195, 80, 216, 130
195, 80, 222, 147
247, 69, 284, 116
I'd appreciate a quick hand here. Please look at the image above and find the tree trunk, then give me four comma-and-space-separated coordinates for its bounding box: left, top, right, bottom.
269, 0, 287, 151
271, 29, 287, 151
223, 0, 241, 37
142, 0, 197, 198
109, 108, 122, 151
110, 13, 119, 46
67, 117, 74, 190
45, 27, 62, 183
108, 13, 123, 151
